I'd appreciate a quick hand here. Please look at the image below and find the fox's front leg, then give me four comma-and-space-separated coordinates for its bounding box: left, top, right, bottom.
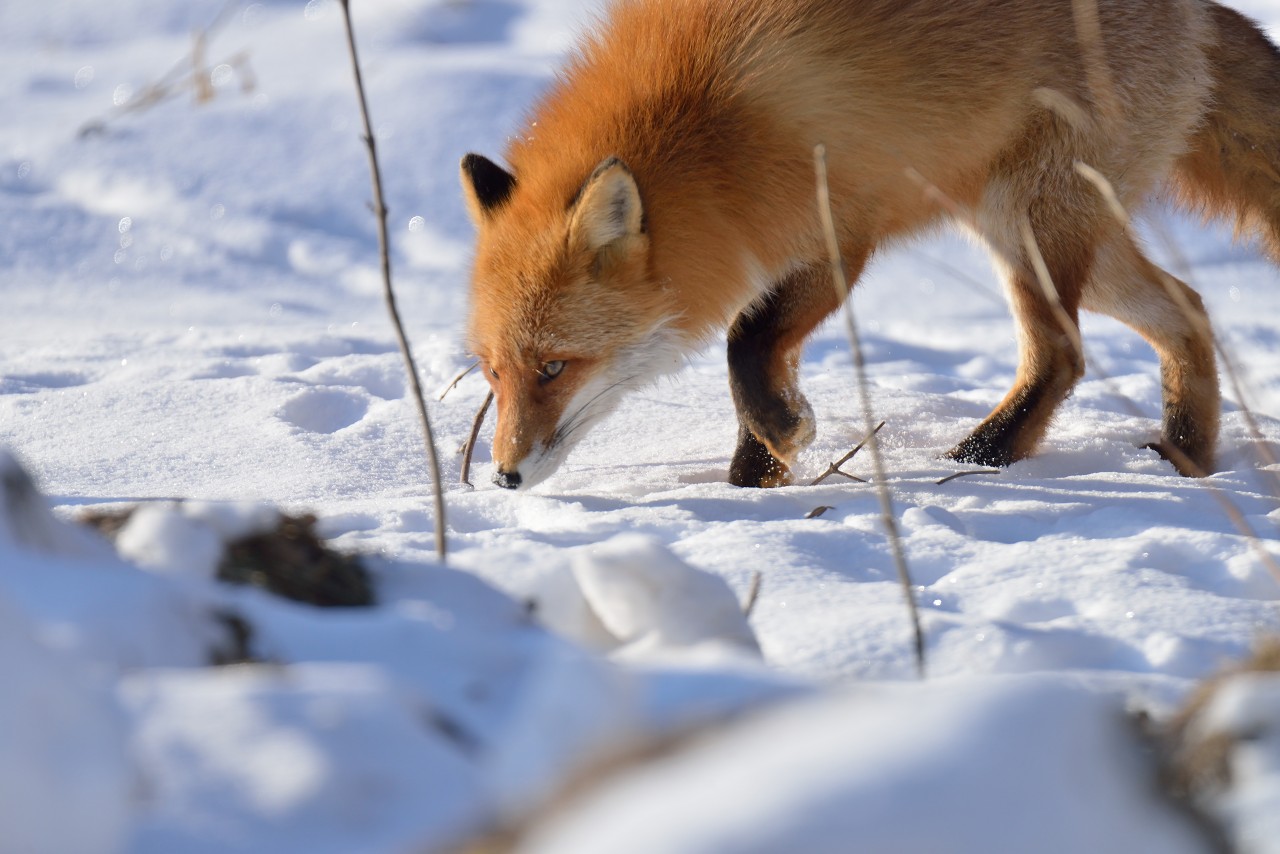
727, 262, 862, 487
948, 188, 1095, 468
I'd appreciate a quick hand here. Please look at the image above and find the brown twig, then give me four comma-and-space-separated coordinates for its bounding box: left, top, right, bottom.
741, 571, 763, 618
805, 506, 836, 519
936, 469, 1001, 486
438, 360, 480, 401
809, 421, 885, 485
339, 0, 447, 562
815, 144, 926, 679
460, 391, 494, 487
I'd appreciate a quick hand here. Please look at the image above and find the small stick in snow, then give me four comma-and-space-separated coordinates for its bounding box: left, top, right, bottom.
815, 144, 926, 679
936, 469, 1001, 486
805, 506, 836, 519
460, 391, 494, 487
339, 0, 447, 562
741, 571, 763, 618
809, 421, 885, 486
438, 360, 479, 401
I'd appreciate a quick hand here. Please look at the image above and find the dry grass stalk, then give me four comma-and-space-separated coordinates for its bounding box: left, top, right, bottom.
1157, 637, 1280, 851
192, 31, 216, 104
1070, 0, 1123, 123
1017, 216, 1087, 364
78, 0, 253, 137
905, 248, 1007, 308
339, 0, 447, 562
815, 144, 926, 679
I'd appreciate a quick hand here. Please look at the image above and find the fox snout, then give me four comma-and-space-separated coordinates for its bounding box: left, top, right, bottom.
492, 468, 522, 490
484, 373, 581, 492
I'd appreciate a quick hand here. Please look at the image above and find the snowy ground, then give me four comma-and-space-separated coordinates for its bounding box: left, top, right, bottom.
2, 0, 1280, 851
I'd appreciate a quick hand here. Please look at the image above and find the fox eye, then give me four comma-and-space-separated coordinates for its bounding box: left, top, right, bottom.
540, 360, 566, 382
487, 365, 499, 379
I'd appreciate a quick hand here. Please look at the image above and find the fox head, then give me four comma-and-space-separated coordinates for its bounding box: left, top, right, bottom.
461, 153, 682, 490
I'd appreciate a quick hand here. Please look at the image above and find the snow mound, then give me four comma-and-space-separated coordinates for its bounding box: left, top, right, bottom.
0, 595, 132, 854
523, 677, 1205, 854
571, 534, 760, 660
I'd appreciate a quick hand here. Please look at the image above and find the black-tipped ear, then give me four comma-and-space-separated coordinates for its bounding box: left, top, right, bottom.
460, 153, 516, 221
568, 157, 645, 252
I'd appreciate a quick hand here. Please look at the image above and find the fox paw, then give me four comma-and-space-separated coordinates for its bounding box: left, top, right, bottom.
729, 433, 793, 488
1142, 441, 1210, 478
945, 434, 1015, 469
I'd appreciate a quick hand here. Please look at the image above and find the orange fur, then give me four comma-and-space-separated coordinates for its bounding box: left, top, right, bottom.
463, 0, 1280, 489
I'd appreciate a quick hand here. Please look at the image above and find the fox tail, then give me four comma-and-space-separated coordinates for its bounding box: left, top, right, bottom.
1175, 3, 1280, 260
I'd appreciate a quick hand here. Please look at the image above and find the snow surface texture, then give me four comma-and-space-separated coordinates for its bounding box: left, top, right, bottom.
2, 0, 1280, 850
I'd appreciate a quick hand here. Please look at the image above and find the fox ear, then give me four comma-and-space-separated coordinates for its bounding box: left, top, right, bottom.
461, 153, 516, 221
569, 157, 645, 253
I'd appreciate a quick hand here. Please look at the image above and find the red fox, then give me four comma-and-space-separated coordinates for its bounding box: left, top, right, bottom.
462, 0, 1280, 490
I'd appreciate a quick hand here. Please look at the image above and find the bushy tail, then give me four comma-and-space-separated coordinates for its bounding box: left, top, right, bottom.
1175, 3, 1280, 260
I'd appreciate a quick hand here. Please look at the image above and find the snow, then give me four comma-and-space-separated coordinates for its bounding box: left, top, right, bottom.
0, 594, 132, 854
568, 533, 761, 659
2, 0, 1280, 850
522, 677, 1207, 854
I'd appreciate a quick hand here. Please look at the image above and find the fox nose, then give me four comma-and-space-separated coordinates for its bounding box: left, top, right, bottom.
492, 469, 522, 490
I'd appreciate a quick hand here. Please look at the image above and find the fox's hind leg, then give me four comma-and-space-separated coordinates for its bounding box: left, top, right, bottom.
1082, 236, 1219, 475
727, 258, 866, 487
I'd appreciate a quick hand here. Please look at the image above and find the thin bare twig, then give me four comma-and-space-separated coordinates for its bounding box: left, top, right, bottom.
805, 505, 836, 519
339, 0, 447, 562
741, 571, 763, 618
809, 420, 885, 485
1071, 0, 1122, 123
936, 469, 1001, 486
438, 360, 480, 401
906, 249, 1007, 309
460, 391, 494, 487
815, 144, 926, 679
